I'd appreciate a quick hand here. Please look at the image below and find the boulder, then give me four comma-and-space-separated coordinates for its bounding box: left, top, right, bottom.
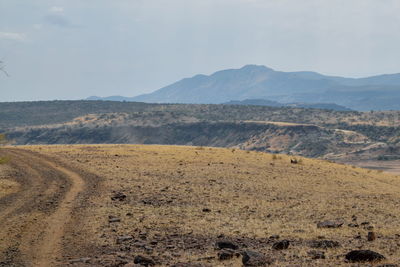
272, 240, 290, 250
218, 249, 235, 260
367, 231, 376, 241
215, 240, 239, 250
242, 250, 273, 266
133, 255, 155, 266
345, 250, 385, 262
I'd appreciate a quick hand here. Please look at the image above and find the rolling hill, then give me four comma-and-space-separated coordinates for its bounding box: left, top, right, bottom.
2, 100, 400, 163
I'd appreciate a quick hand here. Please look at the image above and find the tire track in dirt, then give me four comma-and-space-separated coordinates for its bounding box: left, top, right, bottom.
32, 155, 85, 266
0, 148, 85, 266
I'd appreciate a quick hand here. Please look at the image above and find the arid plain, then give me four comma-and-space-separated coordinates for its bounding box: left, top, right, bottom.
1, 144, 400, 266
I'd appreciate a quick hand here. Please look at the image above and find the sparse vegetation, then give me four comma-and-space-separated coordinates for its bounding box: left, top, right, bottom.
1, 101, 399, 164
1, 145, 398, 266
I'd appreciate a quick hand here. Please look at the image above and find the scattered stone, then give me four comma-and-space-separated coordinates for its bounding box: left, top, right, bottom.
345, 250, 385, 262
116, 235, 133, 244
307, 250, 325, 259
309, 240, 340, 249
269, 235, 280, 240
108, 215, 121, 223
111, 192, 127, 201
133, 255, 155, 266
377, 264, 398, 267
215, 240, 239, 250
242, 250, 274, 266
69, 257, 91, 264
218, 249, 235, 260
272, 240, 290, 250
317, 220, 344, 228
348, 223, 359, 228
367, 231, 376, 241
360, 221, 370, 226
124, 264, 141, 267
172, 263, 208, 267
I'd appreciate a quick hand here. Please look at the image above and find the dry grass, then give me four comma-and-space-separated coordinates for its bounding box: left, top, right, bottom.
0, 164, 20, 198
17, 144, 400, 265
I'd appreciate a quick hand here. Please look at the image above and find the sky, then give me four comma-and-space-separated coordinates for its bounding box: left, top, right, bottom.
1, 0, 400, 101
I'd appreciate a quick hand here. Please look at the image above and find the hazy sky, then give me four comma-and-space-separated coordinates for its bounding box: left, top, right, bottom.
1, 0, 400, 101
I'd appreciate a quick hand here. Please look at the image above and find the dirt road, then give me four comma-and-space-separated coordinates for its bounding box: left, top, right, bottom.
0, 148, 88, 267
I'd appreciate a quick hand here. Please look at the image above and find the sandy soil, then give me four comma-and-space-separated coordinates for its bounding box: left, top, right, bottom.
0, 148, 99, 266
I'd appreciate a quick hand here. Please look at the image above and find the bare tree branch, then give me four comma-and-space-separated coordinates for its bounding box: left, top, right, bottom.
0, 60, 9, 76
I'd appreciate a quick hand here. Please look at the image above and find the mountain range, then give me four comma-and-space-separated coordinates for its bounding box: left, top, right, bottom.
88, 65, 400, 111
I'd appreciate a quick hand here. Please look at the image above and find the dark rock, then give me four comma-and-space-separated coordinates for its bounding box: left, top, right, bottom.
317, 220, 344, 228
269, 235, 280, 240
367, 231, 376, 241
202, 208, 211, 212
307, 250, 325, 259
116, 235, 133, 244
345, 250, 385, 262
348, 223, 359, 228
218, 249, 235, 260
133, 255, 155, 266
69, 257, 91, 264
360, 221, 370, 226
215, 240, 239, 250
111, 192, 127, 201
354, 234, 362, 239
242, 250, 273, 266
172, 263, 208, 267
272, 240, 290, 250
309, 240, 340, 249
108, 215, 121, 223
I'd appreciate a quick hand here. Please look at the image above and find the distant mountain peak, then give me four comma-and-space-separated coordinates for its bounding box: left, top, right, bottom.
91, 65, 400, 110
240, 64, 274, 71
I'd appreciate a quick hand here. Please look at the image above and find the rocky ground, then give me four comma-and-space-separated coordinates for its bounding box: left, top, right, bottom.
1, 145, 400, 266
